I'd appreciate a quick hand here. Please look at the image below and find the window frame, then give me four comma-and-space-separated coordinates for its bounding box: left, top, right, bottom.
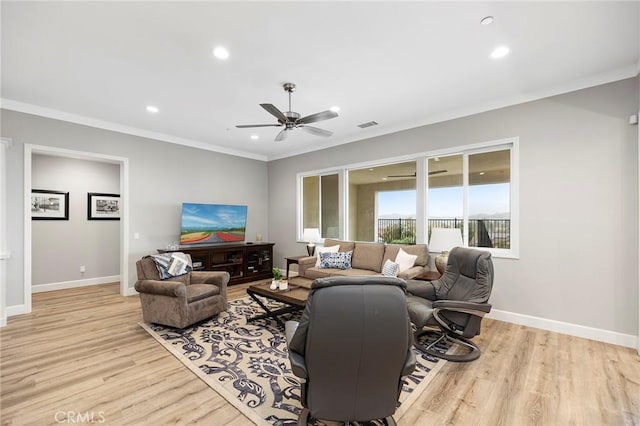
296, 137, 519, 259
426, 142, 518, 258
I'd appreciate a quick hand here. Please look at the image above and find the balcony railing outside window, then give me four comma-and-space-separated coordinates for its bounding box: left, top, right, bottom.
377, 218, 510, 249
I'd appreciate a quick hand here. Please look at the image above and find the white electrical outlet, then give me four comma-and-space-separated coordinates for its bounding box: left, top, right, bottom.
80, 265, 86, 273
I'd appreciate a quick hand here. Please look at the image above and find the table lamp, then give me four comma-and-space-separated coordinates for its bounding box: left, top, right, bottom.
302, 228, 321, 256
429, 228, 463, 274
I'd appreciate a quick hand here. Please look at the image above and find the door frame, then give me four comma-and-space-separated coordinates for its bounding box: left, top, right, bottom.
23, 144, 129, 311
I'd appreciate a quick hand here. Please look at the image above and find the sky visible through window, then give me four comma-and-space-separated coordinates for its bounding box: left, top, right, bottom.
378, 184, 510, 218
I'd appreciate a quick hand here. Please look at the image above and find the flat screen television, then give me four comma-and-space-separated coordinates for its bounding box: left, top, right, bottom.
180, 203, 248, 245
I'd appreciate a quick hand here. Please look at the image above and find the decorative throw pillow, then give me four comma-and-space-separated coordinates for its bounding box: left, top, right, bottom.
395, 248, 417, 273
381, 259, 399, 277
320, 251, 353, 270
314, 245, 340, 267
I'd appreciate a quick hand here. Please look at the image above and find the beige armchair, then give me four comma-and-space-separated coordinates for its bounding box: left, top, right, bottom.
134, 255, 229, 328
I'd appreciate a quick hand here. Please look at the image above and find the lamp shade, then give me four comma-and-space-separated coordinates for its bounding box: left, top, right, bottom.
302, 228, 321, 243
429, 228, 463, 253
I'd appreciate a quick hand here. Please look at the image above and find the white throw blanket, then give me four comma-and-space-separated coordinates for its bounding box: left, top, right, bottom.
149, 252, 192, 279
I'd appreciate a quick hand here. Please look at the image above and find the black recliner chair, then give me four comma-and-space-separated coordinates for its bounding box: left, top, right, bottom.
406, 247, 494, 362
286, 276, 416, 426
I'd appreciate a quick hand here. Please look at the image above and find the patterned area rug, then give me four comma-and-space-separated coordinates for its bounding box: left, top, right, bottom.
139, 296, 448, 425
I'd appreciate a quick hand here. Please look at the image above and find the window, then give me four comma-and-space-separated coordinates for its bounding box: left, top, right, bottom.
377, 190, 416, 244
347, 161, 416, 243
428, 154, 463, 240
301, 174, 339, 239
298, 138, 517, 258
468, 149, 511, 249
426, 144, 515, 255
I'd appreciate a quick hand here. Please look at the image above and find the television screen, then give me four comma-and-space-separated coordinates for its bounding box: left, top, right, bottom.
180, 203, 248, 245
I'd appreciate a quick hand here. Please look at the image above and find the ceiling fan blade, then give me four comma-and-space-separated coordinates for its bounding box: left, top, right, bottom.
260, 103, 288, 122
236, 124, 282, 128
275, 128, 289, 142
297, 110, 338, 125
387, 170, 448, 178
428, 169, 447, 175
300, 125, 333, 137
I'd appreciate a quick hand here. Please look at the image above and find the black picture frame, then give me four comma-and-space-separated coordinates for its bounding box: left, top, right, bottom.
88, 192, 121, 220
31, 189, 69, 220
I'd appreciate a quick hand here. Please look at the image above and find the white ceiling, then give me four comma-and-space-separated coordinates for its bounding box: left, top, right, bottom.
2, 2, 638, 161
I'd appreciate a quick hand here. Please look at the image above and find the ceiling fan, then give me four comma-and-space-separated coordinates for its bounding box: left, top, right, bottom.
236, 82, 338, 142
387, 170, 448, 178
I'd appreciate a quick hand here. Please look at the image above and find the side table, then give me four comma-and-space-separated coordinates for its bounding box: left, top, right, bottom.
414, 270, 442, 281
285, 255, 307, 279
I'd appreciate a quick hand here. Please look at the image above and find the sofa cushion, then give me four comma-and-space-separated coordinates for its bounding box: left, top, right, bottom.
395, 248, 418, 273
185, 284, 220, 303
352, 242, 385, 273
303, 267, 333, 280
383, 244, 429, 267
314, 245, 340, 267
319, 251, 353, 269
382, 259, 399, 277
323, 239, 356, 253
330, 268, 379, 277
303, 266, 379, 279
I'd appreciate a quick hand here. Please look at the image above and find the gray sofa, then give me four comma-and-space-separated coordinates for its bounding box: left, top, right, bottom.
297, 238, 429, 283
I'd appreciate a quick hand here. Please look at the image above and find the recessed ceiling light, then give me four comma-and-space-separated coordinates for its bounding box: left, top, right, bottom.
491, 46, 510, 59
382, 177, 388, 181
480, 16, 494, 26
250, 135, 259, 140
213, 46, 229, 60
146, 105, 159, 113
368, 168, 374, 171
330, 106, 340, 112
479, 172, 486, 175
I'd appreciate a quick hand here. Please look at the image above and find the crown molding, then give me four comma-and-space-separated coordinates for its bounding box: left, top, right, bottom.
268, 64, 639, 161
2, 64, 636, 163
0, 99, 268, 162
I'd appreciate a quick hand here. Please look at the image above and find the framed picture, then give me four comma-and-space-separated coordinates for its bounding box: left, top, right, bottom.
31, 190, 69, 220
88, 192, 121, 220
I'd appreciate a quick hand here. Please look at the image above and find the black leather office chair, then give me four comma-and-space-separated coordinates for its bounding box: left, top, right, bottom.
406, 247, 494, 362
286, 276, 416, 425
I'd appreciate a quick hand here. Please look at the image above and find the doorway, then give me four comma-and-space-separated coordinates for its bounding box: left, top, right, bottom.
23, 144, 129, 313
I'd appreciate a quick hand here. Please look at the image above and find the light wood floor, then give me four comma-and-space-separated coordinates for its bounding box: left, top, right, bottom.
1, 283, 638, 425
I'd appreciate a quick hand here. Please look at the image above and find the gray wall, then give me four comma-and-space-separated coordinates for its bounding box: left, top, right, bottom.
268, 77, 639, 337
32, 154, 120, 286
2, 110, 269, 307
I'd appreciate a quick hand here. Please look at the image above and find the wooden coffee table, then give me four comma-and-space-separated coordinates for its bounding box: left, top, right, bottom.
246, 281, 310, 327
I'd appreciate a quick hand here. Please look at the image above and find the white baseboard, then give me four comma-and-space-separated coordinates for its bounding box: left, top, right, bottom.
123, 286, 138, 296
487, 308, 637, 349
31, 275, 120, 293
6, 304, 29, 317
0, 313, 6, 327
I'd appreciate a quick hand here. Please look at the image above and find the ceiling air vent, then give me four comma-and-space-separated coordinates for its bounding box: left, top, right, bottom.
357, 121, 379, 129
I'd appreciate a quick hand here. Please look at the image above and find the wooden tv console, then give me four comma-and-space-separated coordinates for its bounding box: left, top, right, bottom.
158, 242, 274, 285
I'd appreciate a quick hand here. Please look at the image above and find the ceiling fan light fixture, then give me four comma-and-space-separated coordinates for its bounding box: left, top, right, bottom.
330, 106, 341, 112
